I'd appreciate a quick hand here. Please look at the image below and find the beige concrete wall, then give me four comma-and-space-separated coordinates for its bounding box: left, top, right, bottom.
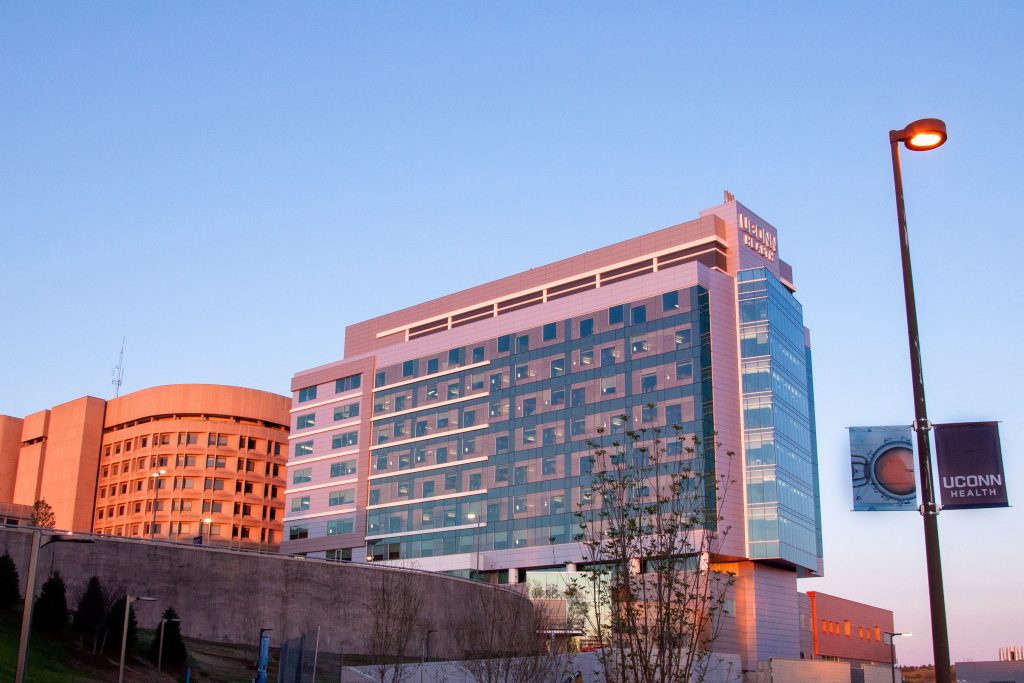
0, 415, 24, 503
0, 526, 530, 658
36, 396, 106, 531
104, 384, 290, 429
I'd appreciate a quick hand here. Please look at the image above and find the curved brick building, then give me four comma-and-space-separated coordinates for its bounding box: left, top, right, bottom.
95, 385, 290, 549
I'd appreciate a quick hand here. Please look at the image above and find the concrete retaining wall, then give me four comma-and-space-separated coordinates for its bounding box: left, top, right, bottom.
0, 527, 530, 658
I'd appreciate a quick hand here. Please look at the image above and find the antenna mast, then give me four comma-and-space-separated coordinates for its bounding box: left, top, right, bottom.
112, 337, 126, 397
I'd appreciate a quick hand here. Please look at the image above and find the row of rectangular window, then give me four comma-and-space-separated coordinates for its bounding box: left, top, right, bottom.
297, 373, 363, 404
289, 459, 357, 485
295, 402, 360, 431
372, 291, 685, 388
105, 435, 283, 457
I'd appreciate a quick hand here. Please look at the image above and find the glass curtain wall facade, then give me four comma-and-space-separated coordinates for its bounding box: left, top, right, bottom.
738, 268, 821, 571
363, 287, 712, 564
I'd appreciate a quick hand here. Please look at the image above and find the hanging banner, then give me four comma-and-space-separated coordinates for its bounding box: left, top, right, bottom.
934, 422, 1008, 510
850, 426, 917, 511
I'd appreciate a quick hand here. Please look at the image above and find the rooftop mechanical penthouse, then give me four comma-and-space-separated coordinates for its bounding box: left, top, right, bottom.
284, 194, 823, 662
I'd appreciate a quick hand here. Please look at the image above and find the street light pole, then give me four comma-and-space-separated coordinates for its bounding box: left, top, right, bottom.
150, 470, 167, 540
887, 118, 951, 683
15, 532, 95, 683
884, 632, 911, 683
119, 594, 155, 683
156, 617, 180, 679
14, 530, 41, 683
203, 516, 213, 545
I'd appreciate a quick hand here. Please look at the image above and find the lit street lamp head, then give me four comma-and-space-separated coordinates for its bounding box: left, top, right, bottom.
892, 118, 947, 151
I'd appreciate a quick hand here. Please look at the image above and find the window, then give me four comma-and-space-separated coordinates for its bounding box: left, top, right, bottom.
375, 371, 386, 387
571, 417, 586, 436
445, 472, 458, 490
601, 347, 618, 365
296, 414, 315, 429
571, 387, 586, 407
332, 432, 358, 449
469, 473, 482, 490
327, 518, 354, 536
642, 404, 658, 422
663, 291, 679, 310
496, 435, 509, 453
580, 349, 594, 366
631, 305, 647, 324
292, 467, 312, 484
402, 360, 418, 377
204, 478, 225, 491
415, 420, 428, 436
298, 386, 317, 403
609, 305, 624, 325
497, 335, 511, 353
675, 329, 692, 348
515, 364, 530, 380
631, 338, 648, 353
427, 358, 439, 374
551, 388, 565, 405
463, 437, 476, 454
490, 373, 503, 391
437, 416, 449, 429
202, 501, 223, 513
543, 456, 557, 474
666, 404, 683, 426
295, 441, 313, 457
436, 447, 448, 464
676, 361, 694, 381
543, 322, 557, 341
641, 374, 658, 392
514, 495, 528, 513
601, 377, 617, 395
291, 496, 310, 512
334, 403, 360, 420
463, 411, 476, 427
496, 465, 509, 482
550, 358, 565, 377
330, 460, 356, 477
447, 383, 461, 399
579, 318, 594, 338
180, 433, 198, 445
423, 481, 435, 497
336, 374, 362, 392
288, 525, 309, 541
329, 489, 355, 506
522, 398, 537, 417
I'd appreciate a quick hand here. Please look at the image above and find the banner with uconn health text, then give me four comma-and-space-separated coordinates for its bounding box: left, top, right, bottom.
934, 422, 1008, 510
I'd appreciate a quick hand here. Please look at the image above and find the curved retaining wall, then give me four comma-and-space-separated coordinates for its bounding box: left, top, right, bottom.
0, 527, 529, 657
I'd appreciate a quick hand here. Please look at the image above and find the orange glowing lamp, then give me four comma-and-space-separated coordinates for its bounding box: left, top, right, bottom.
899, 118, 947, 151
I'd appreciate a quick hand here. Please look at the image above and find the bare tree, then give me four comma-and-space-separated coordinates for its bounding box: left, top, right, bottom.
568, 416, 736, 683
365, 570, 425, 683
456, 586, 572, 683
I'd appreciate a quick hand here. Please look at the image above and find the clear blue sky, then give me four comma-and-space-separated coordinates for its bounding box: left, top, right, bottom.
2, 2, 1021, 665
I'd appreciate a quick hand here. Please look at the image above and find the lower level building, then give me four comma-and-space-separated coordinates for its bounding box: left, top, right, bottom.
0, 384, 290, 550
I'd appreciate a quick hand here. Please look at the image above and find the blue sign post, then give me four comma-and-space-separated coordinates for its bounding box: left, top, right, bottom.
255, 630, 271, 683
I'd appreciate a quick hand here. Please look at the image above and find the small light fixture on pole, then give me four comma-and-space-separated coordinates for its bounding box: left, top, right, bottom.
15, 532, 95, 683
884, 632, 912, 683
887, 117, 951, 683
150, 469, 167, 540
119, 595, 156, 683
156, 616, 181, 678
203, 516, 213, 545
